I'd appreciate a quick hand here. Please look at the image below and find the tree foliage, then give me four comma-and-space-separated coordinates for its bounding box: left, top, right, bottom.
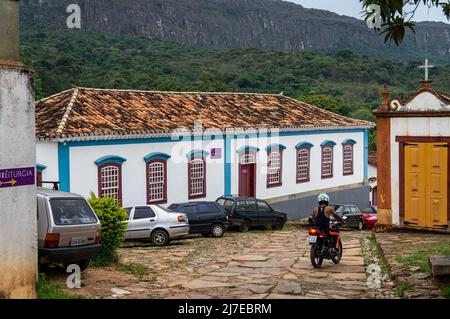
361, 0, 450, 44
299, 94, 346, 114
20, 30, 450, 152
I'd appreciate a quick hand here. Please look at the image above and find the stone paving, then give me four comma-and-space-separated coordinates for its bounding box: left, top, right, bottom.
376, 231, 450, 299
58, 226, 389, 299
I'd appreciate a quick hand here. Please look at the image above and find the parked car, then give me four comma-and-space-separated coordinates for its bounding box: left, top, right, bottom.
216, 196, 287, 232
332, 204, 364, 230
123, 205, 189, 246
168, 201, 229, 237
37, 188, 102, 271
362, 206, 378, 228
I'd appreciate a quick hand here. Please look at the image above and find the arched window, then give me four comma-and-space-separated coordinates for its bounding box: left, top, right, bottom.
297, 148, 310, 183
99, 165, 121, 201
265, 144, 285, 188
343, 145, 354, 175
321, 141, 336, 179
342, 139, 357, 176
267, 151, 282, 187
147, 161, 166, 204
188, 158, 206, 199
144, 153, 170, 204
295, 142, 313, 183
95, 155, 126, 204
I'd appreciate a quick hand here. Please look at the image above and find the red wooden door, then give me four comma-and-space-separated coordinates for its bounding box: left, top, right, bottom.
239, 164, 256, 197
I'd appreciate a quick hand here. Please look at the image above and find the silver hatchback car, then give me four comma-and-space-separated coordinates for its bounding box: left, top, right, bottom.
124, 205, 190, 246
37, 188, 102, 271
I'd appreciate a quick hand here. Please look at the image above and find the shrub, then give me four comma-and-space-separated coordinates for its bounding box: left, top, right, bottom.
88, 192, 128, 265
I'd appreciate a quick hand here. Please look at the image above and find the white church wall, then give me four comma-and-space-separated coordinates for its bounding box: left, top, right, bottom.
229, 131, 366, 200
36, 142, 59, 182
390, 116, 450, 225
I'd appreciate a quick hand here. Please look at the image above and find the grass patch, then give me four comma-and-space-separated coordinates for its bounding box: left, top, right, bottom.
395, 241, 450, 273
396, 282, 413, 298
441, 285, 450, 299
37, 273, 84, 299
117, 262, 152, 279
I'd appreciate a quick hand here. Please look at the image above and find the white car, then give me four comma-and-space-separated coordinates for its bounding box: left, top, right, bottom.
123, 205, 189, 246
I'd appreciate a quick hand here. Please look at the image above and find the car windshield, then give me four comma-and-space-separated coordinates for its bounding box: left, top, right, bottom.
363, 208, 377, 214
331, 205, 344, 213
167, 204, 178, 211
216, 198, 234, 212
50, 198, 97, 225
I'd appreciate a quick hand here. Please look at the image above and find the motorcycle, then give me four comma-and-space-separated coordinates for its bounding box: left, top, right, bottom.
307, 219, 343, 268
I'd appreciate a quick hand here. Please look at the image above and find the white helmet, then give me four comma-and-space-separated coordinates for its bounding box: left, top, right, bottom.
317, 193, 330, 204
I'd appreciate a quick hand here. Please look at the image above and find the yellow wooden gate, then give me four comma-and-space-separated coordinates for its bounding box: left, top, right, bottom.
404, 143, 448, 228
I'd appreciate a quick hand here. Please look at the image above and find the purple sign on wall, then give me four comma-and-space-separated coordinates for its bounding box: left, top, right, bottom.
210, 148, 222, 159
0, 167, 35, 189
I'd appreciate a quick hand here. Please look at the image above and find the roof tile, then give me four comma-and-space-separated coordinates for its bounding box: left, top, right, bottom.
35, 88, 374, 139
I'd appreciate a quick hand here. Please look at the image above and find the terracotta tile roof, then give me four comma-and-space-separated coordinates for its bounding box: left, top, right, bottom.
368, 151, 377, 167
35, 88, 374, 140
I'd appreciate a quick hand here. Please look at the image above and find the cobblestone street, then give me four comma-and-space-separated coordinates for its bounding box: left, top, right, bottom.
47, 226, 406, 299
377, 231, 450, 299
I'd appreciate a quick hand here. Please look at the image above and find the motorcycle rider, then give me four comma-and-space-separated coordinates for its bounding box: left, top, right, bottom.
311, 193, 345, 252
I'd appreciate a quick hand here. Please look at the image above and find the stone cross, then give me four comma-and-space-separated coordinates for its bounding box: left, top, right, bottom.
0, 0, 20, 61
418, 58, 434, 81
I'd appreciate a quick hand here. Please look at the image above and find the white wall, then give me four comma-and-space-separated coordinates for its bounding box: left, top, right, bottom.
36, 142, 59, 182
69, 138, 225, 207
37, 130, 366, 208
0, 66, 37, 298
229, 131, 366, 200
390, 117, 450, 225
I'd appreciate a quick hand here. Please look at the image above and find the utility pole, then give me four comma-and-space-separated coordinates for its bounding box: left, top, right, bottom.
0, 0, 37, 298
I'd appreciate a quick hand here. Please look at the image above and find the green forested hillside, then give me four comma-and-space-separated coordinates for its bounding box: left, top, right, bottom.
21, 30, 450, 129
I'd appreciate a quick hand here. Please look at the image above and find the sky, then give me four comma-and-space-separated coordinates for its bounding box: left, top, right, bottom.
288, 0, 450, 23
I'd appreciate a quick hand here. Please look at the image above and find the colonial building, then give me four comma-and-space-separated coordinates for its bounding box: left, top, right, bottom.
374, 77, 450, 231
36, 87, 373, 219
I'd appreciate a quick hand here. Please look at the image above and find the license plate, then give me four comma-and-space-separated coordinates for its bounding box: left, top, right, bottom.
71, 237, 87, 246
307, 235, 317, 244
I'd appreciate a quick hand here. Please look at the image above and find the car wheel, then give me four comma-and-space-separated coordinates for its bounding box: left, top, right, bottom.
211, 224, 225, 238
239, 220, 250, 232
357, 220, 363, 231
272, 219, 285, 231
151, 229, 170, 246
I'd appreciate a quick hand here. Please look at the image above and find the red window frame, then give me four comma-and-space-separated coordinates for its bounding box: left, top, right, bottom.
266, 149, 283, 188
296, 147, 310, 183
321, 146, 334, 179
188, 157, 206, 199
342, 144, 354, 176
146, 159, 168, 204
98, 162, 123, 205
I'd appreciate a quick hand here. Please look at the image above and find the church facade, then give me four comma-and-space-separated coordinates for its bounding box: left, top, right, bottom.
375, 80, 450, 231
35, 88, 373, 219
